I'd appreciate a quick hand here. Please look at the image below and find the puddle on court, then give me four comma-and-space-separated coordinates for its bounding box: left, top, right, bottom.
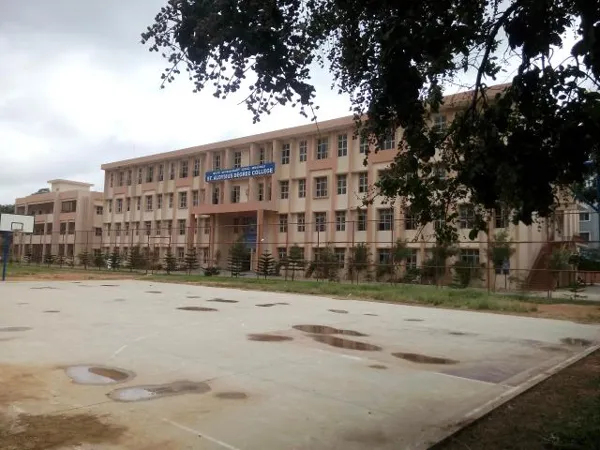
256, 303, 289, 307
215, 391, 248, 400
368, 364, 388, 370
30, 286, 58, 290
101, 284, 119, 287
247, 333, 293, 342
293, 324, 367, 337
177, 306, 218, 312
65, 365, 135, 385
392, 352, 458, 365
17, 302, 29, 305
44, 310, 60, 313
561, 337, 593, 347
0, 327, 31, 332
448, 331, 471, 336
186, 295, 201, 299
107, 380, 211, 402
311, 335, 382, 351
146, 291, 162, 294
329, 309, 348, 314
364, 313, 379, 316
207, 298, 239, 303
404, 318, 424, 322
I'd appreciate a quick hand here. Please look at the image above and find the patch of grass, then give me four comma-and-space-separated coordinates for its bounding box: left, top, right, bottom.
146, 274, 537, 313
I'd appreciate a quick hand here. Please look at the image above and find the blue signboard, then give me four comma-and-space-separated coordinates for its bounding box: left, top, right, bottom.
205, 162, 276, 182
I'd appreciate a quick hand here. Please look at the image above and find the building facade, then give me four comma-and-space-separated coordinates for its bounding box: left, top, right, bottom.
578, 203, 599, 247
100, 87, 580, 286
13, 180, 104, 261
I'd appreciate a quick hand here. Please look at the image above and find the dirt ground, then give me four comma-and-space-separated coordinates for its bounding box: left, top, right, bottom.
10, 272, 134, 282
432, 350, 600, 450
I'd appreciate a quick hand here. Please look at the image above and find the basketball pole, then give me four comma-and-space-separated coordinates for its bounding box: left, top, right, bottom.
1, 231, 11, 281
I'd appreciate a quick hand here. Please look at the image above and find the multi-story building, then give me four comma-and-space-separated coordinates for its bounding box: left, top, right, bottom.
13, 180, 104, 261
101, 86, 580, 287
578, 203, 599, 247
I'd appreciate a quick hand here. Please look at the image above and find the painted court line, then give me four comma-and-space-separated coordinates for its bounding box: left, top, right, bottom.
163, 418, 242, 450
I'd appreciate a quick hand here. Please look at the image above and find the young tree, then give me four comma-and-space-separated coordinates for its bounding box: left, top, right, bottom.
257, 251, 276, 279
56, 254, 66, 268
228, 239, 248, 277
348, 243, 370, 282
78, 250, 91, 270
109, 248, 121, 271
307, 245, 339, 282
23, 249, 33, 266
488, 230, 516, 288
164, 248, 177, 274
93, 252, 105, 270
128, 246, 143, 271
287, 245, 305, 281
143, 1, 600, 244
43, 253, 55, 268
184, 247, 199, 275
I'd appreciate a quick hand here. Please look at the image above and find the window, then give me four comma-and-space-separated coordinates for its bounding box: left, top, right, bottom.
61, 200, 76, 213
107, 200, 112, 213
95, 206, 103, 215
314, 212, 327, 232
257, 183, 264, 201
298, 179, 306, 198
406, 249, 418, 269
158, 165, 164, 182
281, 144, 290, 165
155, 221, 161, 235
258, 147, 266, 164
231, 186, 240, 203
212, 186, 220, 204
138, 168, 143, 184
156, 194, 162, 209
125, 170, 131, 185
109, 173, 113, 188
95, 227, 102, 236
334, 248, 346, 268
146, 166, 154, 183
278, 247, 287, 261
168, 193, 174, 208
378, 208, 393, 231
495, 208, 510, 228
118, 172, 124, 186
337, 134, 348, 157
459, 249, 480, 265
68, 222, 75, 235
124, 222, 130, 234
192, 190, 199, 206
233, 151, 242, 169
580, 231, 591, 242
179, 191, 188, 209
580, 212, 591, 222
213, 154, 221, 170
116, 199, 123, 213
169, 163, 175, 180
296, 213, 305, 232
337, 175, 347, 195
178, 219, 186, 235
405, 212, 418, 230
166, 220, 172, 235
315, 177, 328, 198
46, 223, 52, 234
115, 223, 121, 237
134, 222, 139, 236
335, 211, 346, 231
279, 214, 288, 233
193, 158, 200, 176
299, 140, 307, 162
316, 137, 328, 160
433, 114, 447, 135
145, 221, 152, 236
358, 172, 368, 193
280, 181, 289, 199
177, 247, 185, 260
357, 210, 367, 231
459, 204, 475, 229
377, 248, 392, 265
382, 132, 395, 150
145, 195, 153, 211
136, 197, 141, 211
179, 161, 188, 178
359, 136, 369, 154
126, 197, 131, 212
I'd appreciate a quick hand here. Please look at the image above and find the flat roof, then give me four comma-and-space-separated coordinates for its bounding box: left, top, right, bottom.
47, 179, 94, 187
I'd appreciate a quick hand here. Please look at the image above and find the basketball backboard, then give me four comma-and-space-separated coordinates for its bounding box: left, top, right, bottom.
0, 213, 34, 233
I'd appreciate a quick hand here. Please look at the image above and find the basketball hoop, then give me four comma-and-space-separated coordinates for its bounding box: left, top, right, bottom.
11, 222, 24, 232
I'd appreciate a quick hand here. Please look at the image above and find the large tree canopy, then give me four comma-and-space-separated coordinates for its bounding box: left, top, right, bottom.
142, 0, 600, 243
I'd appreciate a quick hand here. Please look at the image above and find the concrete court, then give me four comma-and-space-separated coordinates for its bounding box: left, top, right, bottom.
1, 280, 599, 450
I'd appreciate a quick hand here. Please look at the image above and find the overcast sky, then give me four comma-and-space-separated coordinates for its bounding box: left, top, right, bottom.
0, 0, 356, 203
